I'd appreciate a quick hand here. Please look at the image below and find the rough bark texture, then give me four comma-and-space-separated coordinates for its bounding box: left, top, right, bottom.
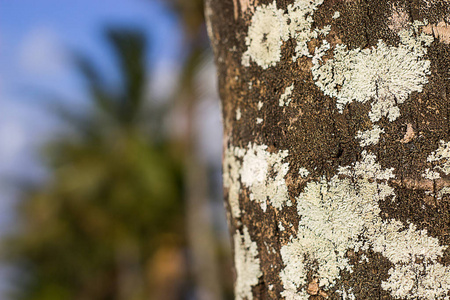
206, 0, 450, 299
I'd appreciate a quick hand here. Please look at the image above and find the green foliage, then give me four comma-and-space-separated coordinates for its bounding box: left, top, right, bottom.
3, 28, 185, 300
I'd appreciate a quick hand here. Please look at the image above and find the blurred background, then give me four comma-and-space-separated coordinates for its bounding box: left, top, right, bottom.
0, 0, 232, 299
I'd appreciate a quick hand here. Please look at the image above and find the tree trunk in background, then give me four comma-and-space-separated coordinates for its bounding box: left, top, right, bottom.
206, 0, 450, 299
182, 52, 223, 300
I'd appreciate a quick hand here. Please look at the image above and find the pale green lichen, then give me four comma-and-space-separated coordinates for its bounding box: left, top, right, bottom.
279, 84, 295, 106
280, 174, 387, 296
286, 0, 327, 61
427, 140, 450, 175
359, 254, 369, 263
241, 2, 288, 69
257, 101, 264, 110
312, 24, 433, 122
370, 221, 445, 264
236, 108, 242, 120
242, 0, 327, 69
438, 186, 450, 199
298, 167, 310, 178
280, 151, 450, 299
422, 168, 441, 180
256, 118, 263, 124
337, 287, 356, 300
241, 143, 291, 211
355, 125, 385, 147
332, 11, 340, 19
234, 226, 262, 300
241, 8, 448, 298
223, 145, 246, 218
382, 262, 450, 300
423, 140, 450, 200
224, 143, 292, 214
338, 150, 395, 180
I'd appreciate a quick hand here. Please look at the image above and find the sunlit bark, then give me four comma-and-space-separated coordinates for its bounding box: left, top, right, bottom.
206, 0, 450, 299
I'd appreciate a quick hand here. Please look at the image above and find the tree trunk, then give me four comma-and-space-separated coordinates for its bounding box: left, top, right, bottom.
205, 0, 450, 299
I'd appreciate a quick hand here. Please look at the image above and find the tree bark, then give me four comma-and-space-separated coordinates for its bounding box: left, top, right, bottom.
206, 0, 450, 299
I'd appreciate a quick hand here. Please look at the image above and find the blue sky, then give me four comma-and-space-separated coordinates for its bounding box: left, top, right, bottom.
0, 0, 184, 99
0, 0, 185, 295
0, 0, 184, 191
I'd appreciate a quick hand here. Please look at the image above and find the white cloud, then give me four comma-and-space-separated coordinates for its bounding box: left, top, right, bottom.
18, 27, 68, 76
0, 118, 26, 164
0, 78, 48, 179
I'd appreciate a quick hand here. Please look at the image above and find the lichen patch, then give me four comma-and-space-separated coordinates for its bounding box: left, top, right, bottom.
355, 125, 384, 147
257, 101, 264, 110
280, 174, 386, 297
279, 84, 295, 106
241, 143, 291, 211
223, 143, 292, 214
421, 140, 450, 201
223, 145, 246, 218
241, 2, 288, 69
427, 140, 450, 175
338, 150, 395, 180
422, 168, 441, 180
280, 152, 450, 299
312, 24, 433, 122
337, 287, 356, 300
381, 260, 450, 299
242, 0, 327, 69
286, 0, 327, 62
437, 186, 450, 199
299, 167, 310, 178
234, 226, 263, 300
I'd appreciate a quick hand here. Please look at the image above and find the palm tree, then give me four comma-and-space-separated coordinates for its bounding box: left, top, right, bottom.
3, 28, 186, 300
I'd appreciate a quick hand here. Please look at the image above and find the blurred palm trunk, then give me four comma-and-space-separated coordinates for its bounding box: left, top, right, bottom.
115, 239, 144, 300
165, 0, 223, 296
185, 148, 222, 300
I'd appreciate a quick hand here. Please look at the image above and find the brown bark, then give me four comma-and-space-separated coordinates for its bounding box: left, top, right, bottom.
206, 0, 450, 299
